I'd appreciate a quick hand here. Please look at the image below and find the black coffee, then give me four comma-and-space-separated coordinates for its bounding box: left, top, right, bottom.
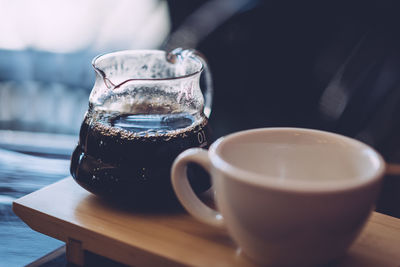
70, 111, 211, 206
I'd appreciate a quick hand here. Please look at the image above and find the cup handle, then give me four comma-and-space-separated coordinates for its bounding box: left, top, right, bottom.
167, 48, 213, 118
171, 148, 224, 227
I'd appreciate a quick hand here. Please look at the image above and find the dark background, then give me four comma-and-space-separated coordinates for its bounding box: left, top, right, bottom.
168, 0, 400, 218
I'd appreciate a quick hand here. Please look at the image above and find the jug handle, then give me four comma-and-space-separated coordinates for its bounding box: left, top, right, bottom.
167, 48, 213, 118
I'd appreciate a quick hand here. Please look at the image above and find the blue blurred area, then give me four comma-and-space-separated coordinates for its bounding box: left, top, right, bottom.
0, 0, 171, 265
0, 48, 92, 267
0, 48, 81, 263
0, 49, 93, 88
0, 49, 94, 134
0, 149, 69, 267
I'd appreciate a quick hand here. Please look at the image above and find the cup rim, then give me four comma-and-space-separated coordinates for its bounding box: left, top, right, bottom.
209, 127, 386, 193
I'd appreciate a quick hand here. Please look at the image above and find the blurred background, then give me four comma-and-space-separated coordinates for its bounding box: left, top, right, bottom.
1, 0, 400, 266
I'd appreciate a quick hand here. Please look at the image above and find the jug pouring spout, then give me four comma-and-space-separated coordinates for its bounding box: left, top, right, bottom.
90, 49, 213, 118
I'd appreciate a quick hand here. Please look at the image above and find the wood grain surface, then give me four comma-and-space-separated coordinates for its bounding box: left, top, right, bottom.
13, 177, 400, 267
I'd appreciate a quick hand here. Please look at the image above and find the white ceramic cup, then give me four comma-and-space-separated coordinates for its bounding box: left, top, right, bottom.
171, 128, 385, 266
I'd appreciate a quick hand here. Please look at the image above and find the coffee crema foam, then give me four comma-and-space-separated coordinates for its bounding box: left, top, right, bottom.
84, 111, 208, 140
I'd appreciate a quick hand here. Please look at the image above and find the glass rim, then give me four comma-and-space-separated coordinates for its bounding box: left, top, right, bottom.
92, 49, 203, 82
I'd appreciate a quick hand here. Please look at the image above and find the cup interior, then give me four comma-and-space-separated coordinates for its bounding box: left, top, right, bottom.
213, 128, 384, 189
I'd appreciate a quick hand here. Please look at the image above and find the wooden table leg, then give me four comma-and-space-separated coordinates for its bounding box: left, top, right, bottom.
66, 238, 85, 266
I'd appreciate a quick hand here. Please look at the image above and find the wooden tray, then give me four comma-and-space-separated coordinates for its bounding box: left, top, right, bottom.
13, 177, 400, 266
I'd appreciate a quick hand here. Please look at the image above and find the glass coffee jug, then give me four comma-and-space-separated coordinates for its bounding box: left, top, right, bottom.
70, 48, 213, 206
